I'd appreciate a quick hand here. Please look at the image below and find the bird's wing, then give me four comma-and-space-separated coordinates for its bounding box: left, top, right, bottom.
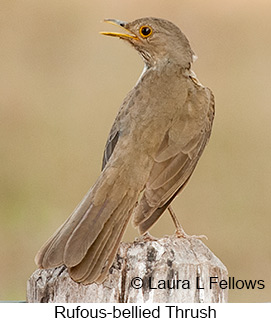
101, 119, 120, 170
101, 90, 134, 170
133, 77, 215, 233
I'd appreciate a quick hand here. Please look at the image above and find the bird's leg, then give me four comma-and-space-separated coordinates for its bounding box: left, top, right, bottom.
168, 205, 207, 240
168, 205, 188, 237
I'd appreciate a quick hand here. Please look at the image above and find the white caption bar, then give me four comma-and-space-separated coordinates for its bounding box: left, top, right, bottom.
1, 303, 270, 322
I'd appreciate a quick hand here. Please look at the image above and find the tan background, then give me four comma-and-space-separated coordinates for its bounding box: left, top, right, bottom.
0, 0, 270, 302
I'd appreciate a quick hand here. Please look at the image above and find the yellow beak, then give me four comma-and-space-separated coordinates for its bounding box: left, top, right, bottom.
100, 19, 138, 40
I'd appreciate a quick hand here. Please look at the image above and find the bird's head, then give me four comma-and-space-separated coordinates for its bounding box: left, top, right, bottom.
101, 17, 195, 68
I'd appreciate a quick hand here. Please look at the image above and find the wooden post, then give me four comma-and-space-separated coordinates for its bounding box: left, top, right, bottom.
27, 235, 228, 303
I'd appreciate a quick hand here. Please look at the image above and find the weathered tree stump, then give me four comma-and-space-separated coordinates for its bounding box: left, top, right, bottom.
27, 235, 228, 303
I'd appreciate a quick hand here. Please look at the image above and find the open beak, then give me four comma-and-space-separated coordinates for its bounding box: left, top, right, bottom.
100, 19, 138, 40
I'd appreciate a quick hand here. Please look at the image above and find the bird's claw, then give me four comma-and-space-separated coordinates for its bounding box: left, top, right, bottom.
136, 231, 158, 242
175, 227, 208, 240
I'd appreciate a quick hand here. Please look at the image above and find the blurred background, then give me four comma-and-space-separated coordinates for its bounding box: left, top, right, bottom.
1, 0, 270, 302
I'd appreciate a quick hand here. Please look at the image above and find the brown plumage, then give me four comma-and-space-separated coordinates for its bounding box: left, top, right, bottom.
35, 17, 215, 284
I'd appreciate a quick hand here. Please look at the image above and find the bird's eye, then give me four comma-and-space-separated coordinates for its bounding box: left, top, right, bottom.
139, 25, 152, 38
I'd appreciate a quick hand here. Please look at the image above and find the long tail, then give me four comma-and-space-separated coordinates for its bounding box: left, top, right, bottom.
35, 167, 138, 285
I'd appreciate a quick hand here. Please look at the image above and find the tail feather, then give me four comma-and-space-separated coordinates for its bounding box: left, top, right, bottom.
63, 200, 114, 267
69, 222, 113, 283
70, 208, 130, 284
95, 212, 131, 284
35, 186, 101, 268
34, 201, 91, 268
68, 192, 134, 283
35, 168, 139, 284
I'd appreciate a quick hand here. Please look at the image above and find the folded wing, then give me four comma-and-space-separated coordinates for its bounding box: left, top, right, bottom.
133, 81, 215, 233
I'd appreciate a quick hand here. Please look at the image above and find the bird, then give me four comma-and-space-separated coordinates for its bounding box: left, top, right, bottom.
35, 17, 215, 285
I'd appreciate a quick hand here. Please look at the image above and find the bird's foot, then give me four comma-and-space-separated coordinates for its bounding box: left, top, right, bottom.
174, 225, 208, 240
137, 231, 158, 242
168, 205, 207, 240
